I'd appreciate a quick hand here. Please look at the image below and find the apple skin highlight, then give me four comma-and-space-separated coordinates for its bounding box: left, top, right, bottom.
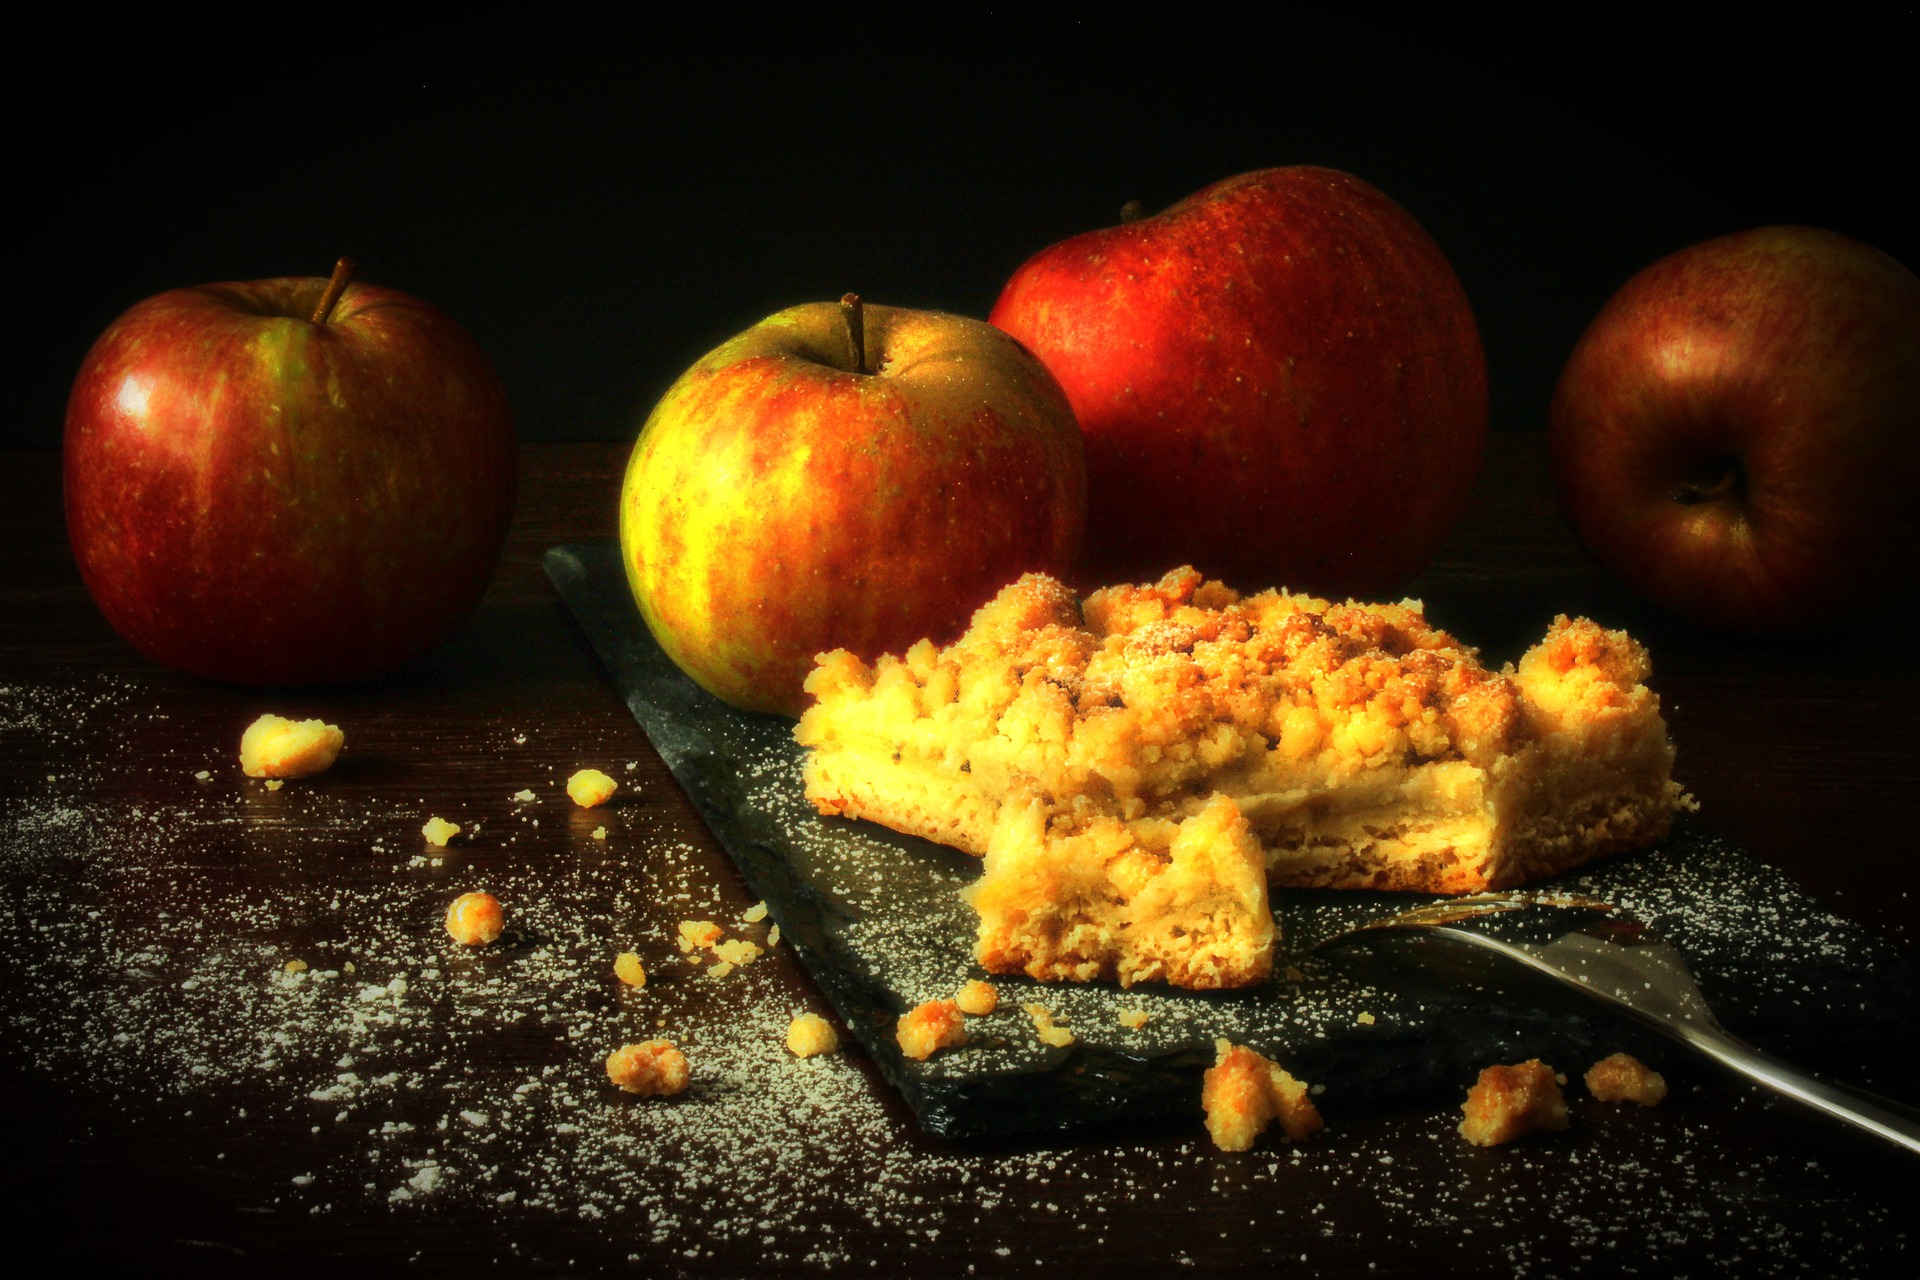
1549, 225, 1920, 634
620, 300, 1085, 718
64, 272, 517, 684
990, 166, 1488, 599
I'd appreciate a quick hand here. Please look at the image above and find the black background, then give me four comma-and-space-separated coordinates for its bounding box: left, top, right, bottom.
20, 12, 1916, 450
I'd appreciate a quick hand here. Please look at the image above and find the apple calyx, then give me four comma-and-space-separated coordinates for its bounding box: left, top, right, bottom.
840, 293, 869, 376
310, 257, 359, 324
1670, 459, 1743, 507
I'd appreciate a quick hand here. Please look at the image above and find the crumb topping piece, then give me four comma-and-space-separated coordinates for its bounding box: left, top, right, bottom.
239, 714, 344, 779
567, 768, 618, 808
1117, 1008, 1150, 1029
713, 939, 763, 966
613, 952, 647, 987
786, 1013, 840, 1058
421, 816, 462, 848
1459, 1059, 1570, 1146
1021, 1002, 1076, 1048
954, 980, 999, 1016
606, 1040, 689, 1096
895, 999, 968, 1061
445, 892, 505, 947
1201, 1039, 1323, 1152
676, 921, 722, 953
1585, 1051, 1668, 1106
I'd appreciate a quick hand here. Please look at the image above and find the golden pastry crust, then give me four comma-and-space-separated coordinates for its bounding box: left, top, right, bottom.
1459, 1059, 1570, 1146
798, 567, 1688, 989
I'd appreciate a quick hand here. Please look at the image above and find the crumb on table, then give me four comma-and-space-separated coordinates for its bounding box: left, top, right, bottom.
1585, 1051, 1668, 1106
613, 952, 647, 987
743, 902, 769, 924
896, 999, 968, 1061
713, 939, 762, 966
786, 1013, 839, 1058
239, 714, 344, 779
954, 980, 999, 1016
445, 891, 505, 947
567, 768, 618, 808
1201, 1039, 1323, 1152
1459, 1059, 1570, 1146
676, 921, 722, 953
422, 816, 462, 848
605, 1040, 690, 1096
1117, 1008, 1150, 1030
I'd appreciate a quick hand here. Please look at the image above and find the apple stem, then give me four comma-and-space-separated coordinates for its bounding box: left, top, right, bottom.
841, 293, 868, 375
311, 257, 358, 324
1119, 199, 1145, 225
1671, 463, 1742, 506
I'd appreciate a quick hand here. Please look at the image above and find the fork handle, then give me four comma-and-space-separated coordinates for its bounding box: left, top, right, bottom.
1675, 1022, 1920, 1155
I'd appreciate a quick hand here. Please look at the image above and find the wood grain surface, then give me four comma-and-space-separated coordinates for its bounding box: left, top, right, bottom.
2, 439, 1914, 1275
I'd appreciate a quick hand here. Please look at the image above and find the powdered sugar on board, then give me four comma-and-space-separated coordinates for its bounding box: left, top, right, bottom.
1, 673, 1912, 1275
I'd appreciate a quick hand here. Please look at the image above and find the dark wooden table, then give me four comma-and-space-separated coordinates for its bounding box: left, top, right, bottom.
3, 439, 1915, 1275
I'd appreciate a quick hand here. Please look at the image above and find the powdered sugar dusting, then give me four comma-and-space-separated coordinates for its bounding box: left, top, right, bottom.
0, 677, 1908, 1273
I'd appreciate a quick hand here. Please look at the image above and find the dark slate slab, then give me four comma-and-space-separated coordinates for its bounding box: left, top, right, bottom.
546, 542, 1919, 1140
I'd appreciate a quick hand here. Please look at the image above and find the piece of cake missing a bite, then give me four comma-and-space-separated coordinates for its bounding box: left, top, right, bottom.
796, 567, 1690, 990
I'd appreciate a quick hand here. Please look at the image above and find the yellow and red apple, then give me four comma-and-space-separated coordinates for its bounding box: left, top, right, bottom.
989, 166, 1488, 599
64, 261, 517, 684
1549, 226, 1920, 633
620, 297, 1085, 717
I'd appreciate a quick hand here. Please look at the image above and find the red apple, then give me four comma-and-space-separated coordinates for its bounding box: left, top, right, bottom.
620, 295, 1085, 717
1549, 226, 1920, 633
988, 166, 1487, 597
64, 260, 517, 683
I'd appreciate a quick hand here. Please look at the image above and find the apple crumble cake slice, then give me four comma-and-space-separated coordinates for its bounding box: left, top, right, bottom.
796, 566, 1689, 989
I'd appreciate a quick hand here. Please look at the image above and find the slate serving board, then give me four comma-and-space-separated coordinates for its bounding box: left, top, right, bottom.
547, 543, 1918, 1140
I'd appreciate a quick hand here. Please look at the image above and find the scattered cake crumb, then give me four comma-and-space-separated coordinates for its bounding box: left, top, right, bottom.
896, 1000, 968, 1061
707, 961, 735, 979
265, 779, 284, 791
742, 902, 769, 924
1021, 1002, 1075, 1048
512, 788, 536, 802
239, 714, 344, 779
1117, 1008, 1150, 1029
613, 953, 646, 988
193, 770, 211, 781
1357, 1011, 1376, 1025
605, 1040, 689, 1096
676, 921, 722, 953
591, 826, 607, 841
422, 817, 461, 848
786, 1013, 839, 1058
713, 939, 762, 966
1201, 1039, 1323, 1152
445, 892, 505, 947
1459, 1059, 1571, 1146
766, 925, 781, 948
283, 959, 308, 974
1585, 1052, 1668, 1106
566, 769, 618, 808
954, 980, 999, 1016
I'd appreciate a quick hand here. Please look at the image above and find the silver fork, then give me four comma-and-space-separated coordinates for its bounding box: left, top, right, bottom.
1316, 891, 1920, 1155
